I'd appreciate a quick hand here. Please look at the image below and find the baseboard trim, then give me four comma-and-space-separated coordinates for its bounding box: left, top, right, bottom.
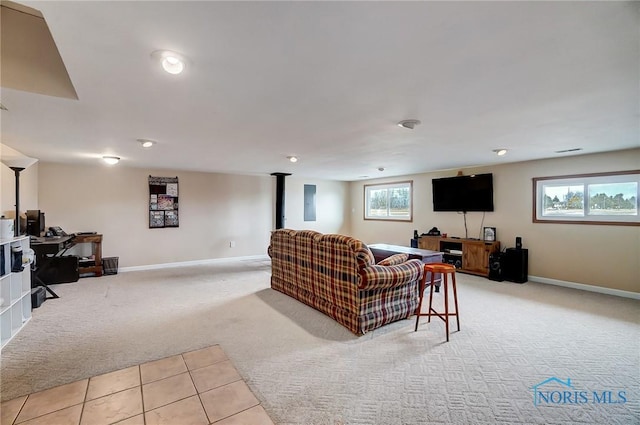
119, 255, 270, 273
529, 275, 640, 300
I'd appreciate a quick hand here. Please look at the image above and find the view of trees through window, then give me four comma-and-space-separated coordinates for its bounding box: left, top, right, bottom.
542, 182, 638, 217
365, 181, 412, 220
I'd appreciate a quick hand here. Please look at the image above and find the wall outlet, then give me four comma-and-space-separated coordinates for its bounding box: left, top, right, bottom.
229, 241, 235, 248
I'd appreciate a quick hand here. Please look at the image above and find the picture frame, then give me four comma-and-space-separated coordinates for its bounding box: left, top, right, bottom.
483, 227, 496, 241
149, 176, 179, 228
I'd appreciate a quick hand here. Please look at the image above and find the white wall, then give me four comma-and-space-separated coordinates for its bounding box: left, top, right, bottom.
350, 148, 640, 293
36, 163, 349, 268
282, 176, 350, 234
6, 149, 638, 293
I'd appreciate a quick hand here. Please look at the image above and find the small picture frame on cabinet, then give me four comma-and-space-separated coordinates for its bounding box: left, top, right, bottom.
483, 227, 496, 242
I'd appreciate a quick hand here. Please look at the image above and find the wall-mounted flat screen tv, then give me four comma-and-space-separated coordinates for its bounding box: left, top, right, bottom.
432, 173, 494, 212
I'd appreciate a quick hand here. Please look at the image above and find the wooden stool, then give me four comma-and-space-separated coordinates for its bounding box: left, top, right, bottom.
414, 262, 460, 341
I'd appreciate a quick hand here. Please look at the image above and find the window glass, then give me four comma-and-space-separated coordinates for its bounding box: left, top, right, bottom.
533, 171, 639, 225
364, 181, 412, 221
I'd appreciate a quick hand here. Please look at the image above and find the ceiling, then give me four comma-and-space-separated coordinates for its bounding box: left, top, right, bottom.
1, 1, 638, 181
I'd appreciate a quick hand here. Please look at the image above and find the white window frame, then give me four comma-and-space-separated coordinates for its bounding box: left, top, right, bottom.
364, 180, 413, 222
533, 170, 640, 226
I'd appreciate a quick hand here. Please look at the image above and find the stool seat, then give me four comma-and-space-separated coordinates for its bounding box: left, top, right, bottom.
423, 263, 456, 273
415, 262, 460, 341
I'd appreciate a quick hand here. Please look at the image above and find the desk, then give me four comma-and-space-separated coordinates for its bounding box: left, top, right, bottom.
73, 234, 103, 277
30, 235, 75, 298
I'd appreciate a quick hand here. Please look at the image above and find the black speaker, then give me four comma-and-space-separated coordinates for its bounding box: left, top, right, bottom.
488, 252, 504, 281
503, 248, 528, 283
516, 236, 522, 249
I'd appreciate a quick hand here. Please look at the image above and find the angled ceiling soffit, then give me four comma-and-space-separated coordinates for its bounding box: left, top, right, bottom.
1, 0, 78, 99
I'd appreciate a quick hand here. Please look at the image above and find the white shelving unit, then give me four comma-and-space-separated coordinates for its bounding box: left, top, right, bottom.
1, 236, 32, 349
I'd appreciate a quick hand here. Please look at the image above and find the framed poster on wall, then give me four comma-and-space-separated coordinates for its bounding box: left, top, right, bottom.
149, 176, 179, 228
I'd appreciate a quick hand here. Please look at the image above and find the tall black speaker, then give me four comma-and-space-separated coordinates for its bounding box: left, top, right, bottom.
488, 252, 504, 281
503, 248, 528, 283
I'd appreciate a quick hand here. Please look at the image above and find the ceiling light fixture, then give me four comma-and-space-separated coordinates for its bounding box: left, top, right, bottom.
151, 50, 186, 75
378, 167, 385, 172
102, 156, 120, 165
138, 139, 155, 148
397, 119, 421, 129
287, 156, 298, 163
493, 149, 508, 156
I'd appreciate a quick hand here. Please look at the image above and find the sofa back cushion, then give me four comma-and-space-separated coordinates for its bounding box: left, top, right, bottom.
270, 229, 375, 310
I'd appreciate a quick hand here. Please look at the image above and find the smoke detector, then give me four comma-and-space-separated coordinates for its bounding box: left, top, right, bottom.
397, 119, 421, 129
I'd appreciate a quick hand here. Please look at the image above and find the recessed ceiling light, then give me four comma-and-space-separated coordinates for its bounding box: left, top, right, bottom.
493, 149, 508, 156
397, 119, 421, 129
151, 50, 186, 75
137, 139, 155, 148
287, 156, 298, 163
378, 167, 385, 172
102, 156, 120, 165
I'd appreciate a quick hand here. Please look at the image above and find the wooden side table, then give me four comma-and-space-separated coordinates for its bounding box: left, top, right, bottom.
73, 234, 103, 277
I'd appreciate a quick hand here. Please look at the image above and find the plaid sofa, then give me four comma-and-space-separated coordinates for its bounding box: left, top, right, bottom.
268, 229, 424, 335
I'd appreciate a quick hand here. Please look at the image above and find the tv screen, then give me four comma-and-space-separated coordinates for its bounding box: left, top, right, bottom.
432, 173, 494, 212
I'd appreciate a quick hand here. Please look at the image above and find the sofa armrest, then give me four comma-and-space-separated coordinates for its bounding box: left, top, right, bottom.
358, 259, 423, 290
377, 253, 409, 266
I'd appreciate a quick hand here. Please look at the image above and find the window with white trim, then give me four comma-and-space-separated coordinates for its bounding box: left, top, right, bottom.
533, 171, 639, 225
364, 181, 413, 221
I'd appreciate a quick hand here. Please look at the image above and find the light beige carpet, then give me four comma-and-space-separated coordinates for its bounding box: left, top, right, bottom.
1, 257, 638, 424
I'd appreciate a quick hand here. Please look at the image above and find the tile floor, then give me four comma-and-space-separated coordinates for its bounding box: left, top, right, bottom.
1, 345, 275, 425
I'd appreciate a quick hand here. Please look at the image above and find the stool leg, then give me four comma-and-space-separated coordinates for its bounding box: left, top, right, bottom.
452, 272, 460, 332
427, 271, 436, 323
414, 271, 427, 332
444, 273, 449, 342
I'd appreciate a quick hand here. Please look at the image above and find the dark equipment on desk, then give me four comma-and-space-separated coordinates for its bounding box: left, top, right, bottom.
425, 227, 441, 236
26, 210, 45, 237
48, 226, 68, 237
30, 234, 76, 298
37, 256, 79, 284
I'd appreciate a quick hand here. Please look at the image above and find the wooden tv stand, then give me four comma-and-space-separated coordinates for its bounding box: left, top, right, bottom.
417, 236, 499, 277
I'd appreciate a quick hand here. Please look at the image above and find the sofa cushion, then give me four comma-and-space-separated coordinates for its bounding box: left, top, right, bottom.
358, 260, 423, 290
